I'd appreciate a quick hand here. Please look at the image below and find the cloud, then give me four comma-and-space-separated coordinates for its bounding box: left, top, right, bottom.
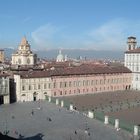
85, 18, 140, 50
31, 23, 61, 49
31, 19, 140, 50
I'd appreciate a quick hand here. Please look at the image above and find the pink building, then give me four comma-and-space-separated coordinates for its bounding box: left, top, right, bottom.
50, 64, 132, 97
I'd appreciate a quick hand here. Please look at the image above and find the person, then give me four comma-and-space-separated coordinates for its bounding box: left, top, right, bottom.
74, 130, 77, 135
31, 109, 34, 115
15, 130, 18, 135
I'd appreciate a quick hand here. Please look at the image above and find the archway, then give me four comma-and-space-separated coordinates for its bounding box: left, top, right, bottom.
44, 92, 48, 100
0, 96, 4, 105
33, 92, 38, 101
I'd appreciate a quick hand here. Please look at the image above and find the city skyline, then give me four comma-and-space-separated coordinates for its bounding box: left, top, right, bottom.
0, 0, 140, 50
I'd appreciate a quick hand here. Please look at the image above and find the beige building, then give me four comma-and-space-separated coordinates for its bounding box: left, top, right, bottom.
0, 49, 4, 63
11, 37, 37, 66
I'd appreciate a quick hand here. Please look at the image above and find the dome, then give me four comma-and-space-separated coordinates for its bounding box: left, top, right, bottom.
56, 50, 64, 62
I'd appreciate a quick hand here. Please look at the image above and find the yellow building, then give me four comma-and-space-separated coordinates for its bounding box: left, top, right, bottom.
0, 49, 4, 63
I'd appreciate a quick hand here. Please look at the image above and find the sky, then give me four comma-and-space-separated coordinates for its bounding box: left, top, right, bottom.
0, 0, 140, 51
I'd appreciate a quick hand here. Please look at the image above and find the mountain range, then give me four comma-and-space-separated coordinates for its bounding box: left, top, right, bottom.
3, 48, 124, 60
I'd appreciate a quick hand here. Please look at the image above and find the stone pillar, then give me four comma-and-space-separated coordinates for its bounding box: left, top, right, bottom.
48, 97, 51, 102
70, 104, 73, 111
56, 99, 59, 105
104, 115, 109, 125
134, 125, 139, 136
61, 100, 64, 107
88, 111, 94, 118
115, 119, 119, 130
3, 95, 9, 104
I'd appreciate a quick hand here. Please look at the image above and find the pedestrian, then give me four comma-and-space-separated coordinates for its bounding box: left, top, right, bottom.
31, 109, 34, 115
15, 130, 18, 135
75, 130, 77, 135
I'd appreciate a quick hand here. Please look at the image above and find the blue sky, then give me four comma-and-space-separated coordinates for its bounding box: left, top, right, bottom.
0, 0, 140, 50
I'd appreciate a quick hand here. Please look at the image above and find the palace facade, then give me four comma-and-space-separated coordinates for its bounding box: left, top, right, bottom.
14, 64, 132, 102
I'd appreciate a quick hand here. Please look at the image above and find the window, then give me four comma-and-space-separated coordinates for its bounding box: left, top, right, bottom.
27, 58, 30, 64
53, 82, 56, 88
64, 82, 67, 87
18, 59, 21, 64
48, 83, 51, 89
29, 85, 31, 90
60, 82, 62, 88
135, 75, 138, 81
136, 66, 139, 72
91, 80, 94, 85
69, 81, 72, 87
73, 81, 76, 87
38, 84, 40, 89
22, 85, 25, 91
44, 83, 47, 89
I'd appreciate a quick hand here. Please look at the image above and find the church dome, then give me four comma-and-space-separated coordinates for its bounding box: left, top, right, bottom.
56, 50, 64, 62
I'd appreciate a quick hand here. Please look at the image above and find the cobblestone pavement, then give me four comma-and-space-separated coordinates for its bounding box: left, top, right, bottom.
0, 101, 136, 140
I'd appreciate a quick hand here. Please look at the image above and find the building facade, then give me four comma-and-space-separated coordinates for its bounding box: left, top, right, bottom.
124, 36, 140, 90
11, 37, 37, 66
0, 74, 10, 104
0, 49, 4, 63
14, 65, 132, 102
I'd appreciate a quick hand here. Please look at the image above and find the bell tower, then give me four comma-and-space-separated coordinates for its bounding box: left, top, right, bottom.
127, 36, 137, 51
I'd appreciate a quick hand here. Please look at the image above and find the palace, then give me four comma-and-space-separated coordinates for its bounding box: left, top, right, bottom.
14, 64, 131, 102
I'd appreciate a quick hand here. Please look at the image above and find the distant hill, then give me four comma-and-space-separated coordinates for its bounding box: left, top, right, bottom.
3, 48, 124, 60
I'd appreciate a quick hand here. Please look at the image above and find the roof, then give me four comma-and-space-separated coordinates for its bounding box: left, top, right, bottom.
18, 64, 132, 79
0, 73, 9, 78
20, 36, 29, 46
128, 36, 136, 39
125, 48, 140, 53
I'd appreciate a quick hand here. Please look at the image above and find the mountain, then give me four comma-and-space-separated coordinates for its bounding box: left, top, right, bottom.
3, 48, 124, 60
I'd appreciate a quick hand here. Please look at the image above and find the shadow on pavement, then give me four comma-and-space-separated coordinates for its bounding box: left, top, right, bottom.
0, 133, 44, 140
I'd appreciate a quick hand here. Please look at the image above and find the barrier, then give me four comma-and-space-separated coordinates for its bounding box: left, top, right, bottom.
48, 97, 51, 102
88, 111, 94, 118
115, 119, 119, 130
56, 99, 59, 105
61, 100, 64, 107
70, 104, 74, 111
134, 125, 138, 136
104, 115, 109, 125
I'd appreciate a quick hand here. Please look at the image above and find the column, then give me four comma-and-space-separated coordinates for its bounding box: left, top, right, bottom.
61, 100, 64, 107
3, 95, 9, 104
115, 119, 119, 130
134, 125, 138, 136
104, 115, 109, 125
48, 96, 51, 102
70, 104, 73, 111
88, 111, 94, 118
56, 99, 59, 105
